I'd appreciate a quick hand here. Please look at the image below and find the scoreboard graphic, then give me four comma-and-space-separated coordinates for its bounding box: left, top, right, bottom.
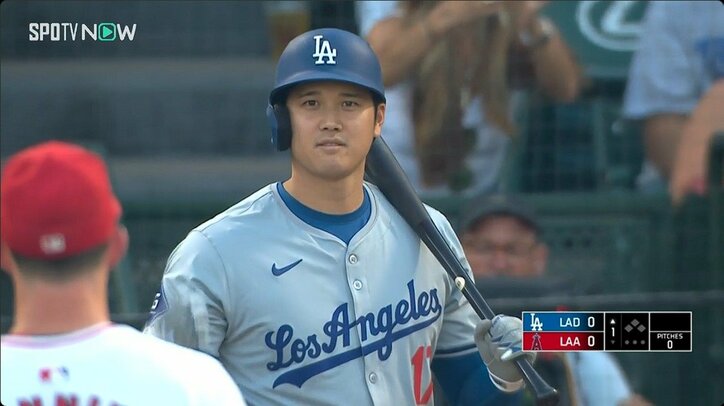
522, 311, 692, 352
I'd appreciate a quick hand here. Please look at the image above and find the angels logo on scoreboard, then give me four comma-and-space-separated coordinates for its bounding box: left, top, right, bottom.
531, 333, 543, 351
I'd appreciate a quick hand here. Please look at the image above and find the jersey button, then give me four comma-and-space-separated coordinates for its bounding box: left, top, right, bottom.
348, 254, 358, 264
368, 372, 378, 384
353, 279, 363, 290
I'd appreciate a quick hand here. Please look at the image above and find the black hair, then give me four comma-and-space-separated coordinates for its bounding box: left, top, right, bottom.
12, 242, 110, 281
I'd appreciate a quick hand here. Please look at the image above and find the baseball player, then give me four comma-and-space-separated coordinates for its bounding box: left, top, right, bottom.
0, 142, 246, 406
144, 28, 533, 405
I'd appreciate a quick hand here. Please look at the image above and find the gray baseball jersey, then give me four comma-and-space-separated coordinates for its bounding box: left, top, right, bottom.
144, 182, 480, 405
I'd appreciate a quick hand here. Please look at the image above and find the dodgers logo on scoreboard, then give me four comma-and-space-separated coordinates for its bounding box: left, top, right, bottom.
529, 313, 543, 332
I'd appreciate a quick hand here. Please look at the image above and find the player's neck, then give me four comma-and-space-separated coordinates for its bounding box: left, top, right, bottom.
284, 170, 365, 214
10, 271, 111, 336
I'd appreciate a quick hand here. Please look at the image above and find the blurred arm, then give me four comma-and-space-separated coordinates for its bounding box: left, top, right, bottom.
524, 18, 581, 102
509, 2, 581, 102
670, 79, 724, 205
622, 2, 703, 186
643, 114, 688, 180
366, 1, 502, 86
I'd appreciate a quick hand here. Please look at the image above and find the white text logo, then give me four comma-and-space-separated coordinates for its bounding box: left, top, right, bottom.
530, 313, 544, 332
312, 34, 336, 65
29, 23, 137, 42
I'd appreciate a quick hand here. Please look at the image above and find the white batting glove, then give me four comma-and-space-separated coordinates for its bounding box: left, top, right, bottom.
475, 314, 536, 392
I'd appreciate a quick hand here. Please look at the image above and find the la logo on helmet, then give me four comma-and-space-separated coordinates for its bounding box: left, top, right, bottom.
313, 35, 336, 65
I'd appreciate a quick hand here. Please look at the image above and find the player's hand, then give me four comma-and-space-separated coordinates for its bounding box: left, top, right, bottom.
475, 314, 536, 392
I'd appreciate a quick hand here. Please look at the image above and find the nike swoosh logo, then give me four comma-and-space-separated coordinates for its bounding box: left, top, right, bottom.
272, 259, 303, 276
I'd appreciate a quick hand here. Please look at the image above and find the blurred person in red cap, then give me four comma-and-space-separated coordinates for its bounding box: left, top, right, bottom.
0, 141, 247, 405
459, 195, 652, 406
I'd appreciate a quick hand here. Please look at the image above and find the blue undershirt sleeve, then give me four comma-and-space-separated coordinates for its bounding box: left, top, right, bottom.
432, 352, 523, 406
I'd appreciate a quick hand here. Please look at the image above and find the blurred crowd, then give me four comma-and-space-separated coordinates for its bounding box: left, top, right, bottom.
353, 0, 723, 205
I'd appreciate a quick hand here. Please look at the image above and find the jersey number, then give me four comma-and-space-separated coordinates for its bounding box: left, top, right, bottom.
411, 345, 433, 405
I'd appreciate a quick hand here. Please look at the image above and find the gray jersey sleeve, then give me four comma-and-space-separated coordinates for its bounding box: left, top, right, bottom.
427, 208, 480, 357
144, 230, 230, 358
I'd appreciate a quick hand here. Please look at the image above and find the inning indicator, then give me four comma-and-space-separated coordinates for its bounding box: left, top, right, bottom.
522, 311, 692, 352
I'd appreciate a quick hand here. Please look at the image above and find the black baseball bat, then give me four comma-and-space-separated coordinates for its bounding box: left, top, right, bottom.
365, 137, 559, 406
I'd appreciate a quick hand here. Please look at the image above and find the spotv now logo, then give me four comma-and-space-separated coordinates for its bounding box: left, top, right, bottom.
29, 23, 137, 42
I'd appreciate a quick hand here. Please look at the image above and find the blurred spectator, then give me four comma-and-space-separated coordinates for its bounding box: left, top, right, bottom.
623, 1, 724, 203
459, 195, 546, 280
459, 195, 652, 406
356, 1, 581, 198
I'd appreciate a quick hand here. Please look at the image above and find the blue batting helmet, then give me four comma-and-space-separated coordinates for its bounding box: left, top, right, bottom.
266, 28, 386, 151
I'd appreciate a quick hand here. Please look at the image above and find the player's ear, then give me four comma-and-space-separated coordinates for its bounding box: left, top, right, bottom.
373, 103, 385, 137
0, 242, 18, 275
532, 243, 548, 276
107, 224, 129, 270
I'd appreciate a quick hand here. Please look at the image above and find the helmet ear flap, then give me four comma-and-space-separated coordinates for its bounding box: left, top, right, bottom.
266, 103, 292, 151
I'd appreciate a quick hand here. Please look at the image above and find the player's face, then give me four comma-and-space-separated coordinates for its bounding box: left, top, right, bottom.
286, 81, 384, 182
462, 216, 547, 279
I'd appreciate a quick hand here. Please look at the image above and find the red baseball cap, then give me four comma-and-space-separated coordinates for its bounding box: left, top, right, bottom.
1, 141, 122, 260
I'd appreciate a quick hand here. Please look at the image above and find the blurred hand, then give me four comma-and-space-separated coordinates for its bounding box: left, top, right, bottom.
505, 1, 550, 31
427, 1, 503, 37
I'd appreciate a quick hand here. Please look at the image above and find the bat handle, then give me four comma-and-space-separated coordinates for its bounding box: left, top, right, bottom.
419, 224, 559, 404
516, 358, 559, 406
365, 138, 559, 404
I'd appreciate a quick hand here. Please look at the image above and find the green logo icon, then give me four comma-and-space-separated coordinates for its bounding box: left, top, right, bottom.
98, 23, 115, 41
